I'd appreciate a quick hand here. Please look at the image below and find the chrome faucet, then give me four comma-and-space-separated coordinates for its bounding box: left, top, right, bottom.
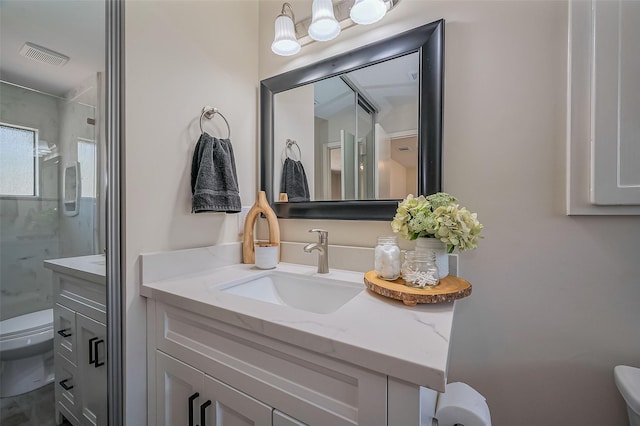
303, 229, 329, 274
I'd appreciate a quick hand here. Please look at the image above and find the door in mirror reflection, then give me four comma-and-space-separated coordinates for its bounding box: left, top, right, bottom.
274, 51, 419, 202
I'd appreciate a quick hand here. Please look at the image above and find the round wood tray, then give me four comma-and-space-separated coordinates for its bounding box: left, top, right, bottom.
364, 270, 472, 306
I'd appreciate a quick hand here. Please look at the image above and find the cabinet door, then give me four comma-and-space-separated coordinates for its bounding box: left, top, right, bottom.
156, 351, 205, 426
76, 313, 107, 426
54, 303, 77, 364
202, 374, 272, 426
273, 410, 307, 426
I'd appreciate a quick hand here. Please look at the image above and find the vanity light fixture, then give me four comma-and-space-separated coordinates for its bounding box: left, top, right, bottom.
271, 3, 301, 56
271, 0, 401, 56
350, 0, 387, 24
308, 0, 341, 41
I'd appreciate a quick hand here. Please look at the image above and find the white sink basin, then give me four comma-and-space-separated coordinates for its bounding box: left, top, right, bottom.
219, 271, 363, 314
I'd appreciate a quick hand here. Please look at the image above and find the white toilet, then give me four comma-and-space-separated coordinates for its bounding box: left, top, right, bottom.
0, 309, 54, 397
615, 365, 640, 426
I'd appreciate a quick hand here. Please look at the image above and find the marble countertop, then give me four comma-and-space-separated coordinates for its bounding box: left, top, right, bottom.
44, 254, 106, 284
141, 262, 456, 392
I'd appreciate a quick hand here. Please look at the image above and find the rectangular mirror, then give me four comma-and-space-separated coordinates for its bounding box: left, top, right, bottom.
261, 20, 444, 220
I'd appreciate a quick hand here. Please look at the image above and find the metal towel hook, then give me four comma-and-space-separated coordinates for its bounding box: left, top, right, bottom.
199, 106, 231, 139
283, 139, 302, 162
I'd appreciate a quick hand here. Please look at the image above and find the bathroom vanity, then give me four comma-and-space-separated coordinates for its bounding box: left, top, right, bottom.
44, 255, 107, 426
141, 252, 456, 426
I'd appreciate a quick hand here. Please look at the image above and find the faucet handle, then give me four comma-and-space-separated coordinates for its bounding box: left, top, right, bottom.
308, 228, 328, 243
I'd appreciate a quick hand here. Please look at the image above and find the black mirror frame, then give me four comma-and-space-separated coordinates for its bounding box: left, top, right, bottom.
260, 19, 444, 220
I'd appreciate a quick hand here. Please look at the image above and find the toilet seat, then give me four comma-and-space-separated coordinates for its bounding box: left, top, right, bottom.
615, 366, 640, 416
0, 309, 54, 354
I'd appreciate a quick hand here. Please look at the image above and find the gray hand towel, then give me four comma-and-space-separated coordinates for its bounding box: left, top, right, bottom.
191, 132, 241, 213
280, 157, 310, 202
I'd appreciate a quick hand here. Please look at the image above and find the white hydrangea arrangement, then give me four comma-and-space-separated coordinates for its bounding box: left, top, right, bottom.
391, 192, 483, 253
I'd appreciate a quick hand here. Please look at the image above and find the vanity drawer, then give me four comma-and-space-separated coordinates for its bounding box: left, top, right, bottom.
54, 351, 80, 424
53, 273, 106, 324
54, 303, 77, 365
154, 302, 387, 426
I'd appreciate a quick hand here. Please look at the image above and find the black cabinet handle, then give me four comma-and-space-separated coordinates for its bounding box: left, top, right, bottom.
59, 378, 73, 391
57, 329, 72, 338
188, 392, 199, 426
89, 337, 105, 367
89, 337, 97, 365
94, 339, 105, 367
200, 400, 212, 426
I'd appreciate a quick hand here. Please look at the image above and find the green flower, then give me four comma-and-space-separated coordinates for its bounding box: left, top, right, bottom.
391, 192, 483, 251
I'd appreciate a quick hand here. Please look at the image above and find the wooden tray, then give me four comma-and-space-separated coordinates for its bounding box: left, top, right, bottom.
364, 270, 472, 306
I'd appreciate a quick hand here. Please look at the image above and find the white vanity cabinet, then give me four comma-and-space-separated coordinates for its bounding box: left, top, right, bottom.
147, 300, 402, 426
45, 256, 107, 426
142, 260, 451, 426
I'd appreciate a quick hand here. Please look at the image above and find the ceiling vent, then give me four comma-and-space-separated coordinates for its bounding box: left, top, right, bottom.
19, 42, 69, 67
397, 146, 410, 152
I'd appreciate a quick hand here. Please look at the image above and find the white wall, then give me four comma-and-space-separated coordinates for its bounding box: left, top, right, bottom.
259, 1, 640, 424
124, 1, 259, 423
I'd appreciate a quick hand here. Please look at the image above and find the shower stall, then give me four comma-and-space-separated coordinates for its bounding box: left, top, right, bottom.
0, 77, 104, 321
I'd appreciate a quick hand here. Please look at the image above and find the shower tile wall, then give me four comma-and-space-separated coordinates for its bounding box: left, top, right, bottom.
1, 83, 61, 320
0, 80, 98, 320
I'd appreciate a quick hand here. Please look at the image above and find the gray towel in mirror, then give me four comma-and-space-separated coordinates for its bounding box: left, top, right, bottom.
280, 157, 310, 202
191, 132, 241, 213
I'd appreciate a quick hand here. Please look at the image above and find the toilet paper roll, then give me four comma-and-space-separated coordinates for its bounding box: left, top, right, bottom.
435, 382, 491, 426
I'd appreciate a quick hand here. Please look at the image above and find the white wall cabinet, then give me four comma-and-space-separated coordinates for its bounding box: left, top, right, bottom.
51, 270, 107, 426
147, 300, 437, 426
567, 0, 640, 214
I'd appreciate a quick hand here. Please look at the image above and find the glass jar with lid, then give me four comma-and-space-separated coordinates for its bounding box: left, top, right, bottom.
374, 236, 400, 280
401, 250, 440, 287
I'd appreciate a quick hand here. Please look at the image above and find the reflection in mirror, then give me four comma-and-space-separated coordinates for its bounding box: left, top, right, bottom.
274, 52, 419, 202
261, 20, 444, 220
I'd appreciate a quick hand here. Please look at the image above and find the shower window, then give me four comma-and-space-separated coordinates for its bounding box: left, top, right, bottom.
0, 123, 38, 196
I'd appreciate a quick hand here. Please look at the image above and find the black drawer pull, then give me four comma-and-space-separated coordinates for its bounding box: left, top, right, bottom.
89, 337, 105, 367
200, 400, 212, 426
94, 339, 105, 367
89, 337, 98, 365
188, 392, 199, 426
59, 378, 73, 391
57, 329, 72, 338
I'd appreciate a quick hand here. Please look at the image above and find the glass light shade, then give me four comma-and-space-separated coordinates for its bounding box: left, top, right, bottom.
308, 0, 341, 41
272, 14, 301, 56
350, 0, 387, 25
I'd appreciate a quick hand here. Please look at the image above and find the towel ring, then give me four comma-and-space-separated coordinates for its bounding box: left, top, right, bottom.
200, 106, 231, 139
283, 139, 302, 162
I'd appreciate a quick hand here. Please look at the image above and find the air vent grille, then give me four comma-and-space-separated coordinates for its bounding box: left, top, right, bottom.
19, 42, 69, 67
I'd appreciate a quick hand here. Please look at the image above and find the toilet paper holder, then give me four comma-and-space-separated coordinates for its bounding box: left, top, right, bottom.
433, 382, 491, 426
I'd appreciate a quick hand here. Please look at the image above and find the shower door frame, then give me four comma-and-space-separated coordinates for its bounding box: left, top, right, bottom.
105, 0, 124, 424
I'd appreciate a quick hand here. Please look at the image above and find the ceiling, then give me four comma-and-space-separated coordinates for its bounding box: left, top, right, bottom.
0, 0, 105, 97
